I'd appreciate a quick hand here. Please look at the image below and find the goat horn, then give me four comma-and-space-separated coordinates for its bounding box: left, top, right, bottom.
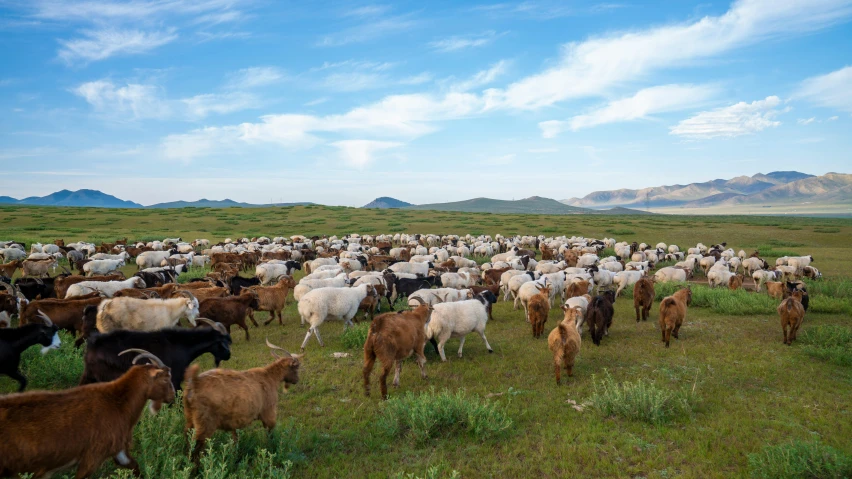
119, 349, 167, 369
409, 297, 423, 307
265, 337, 292, 357
60, 264, 72, 275
0, 281, 14, 296
197, 317, 228, 335
178, 290, 196, 301
36, 310, 53, 327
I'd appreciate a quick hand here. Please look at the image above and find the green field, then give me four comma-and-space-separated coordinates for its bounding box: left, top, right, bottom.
1, 205, 852, 479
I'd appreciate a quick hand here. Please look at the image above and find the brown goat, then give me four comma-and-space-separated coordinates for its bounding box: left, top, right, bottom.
246, 275, 296, 326
483, 267, 511, 287
19, 294, 102, 345
778, 290, 805, 345
528, 282, 552, 339
0, 259, 21, 278
565, 280, 591, 300
54, 273, 124, 299
0, 350, 174, 478
548, 306, 583, 385
765, 281, 785, 300
113, 283, 181, 299
659, 287, 692, 348
183, 340, 301, 457
728, 274, 744, 291
197, 290, 260, 340
633, 277, 655, 322
363, 299, 435, 399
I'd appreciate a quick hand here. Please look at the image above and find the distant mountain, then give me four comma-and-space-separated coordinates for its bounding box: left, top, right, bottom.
0, 189, 142, 208
405, 196, 591, 215
722, 172, 852, 206
362, 197, 413, 209
562, 171, 818, 209
145, 199, 313, 209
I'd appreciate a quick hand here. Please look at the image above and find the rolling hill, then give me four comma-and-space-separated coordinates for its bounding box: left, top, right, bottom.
145, 199, 314, 209
0, 189, 142, 208
362, 197, 414, 209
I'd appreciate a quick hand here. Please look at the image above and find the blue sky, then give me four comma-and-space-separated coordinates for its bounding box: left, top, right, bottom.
1, 0, 850, 206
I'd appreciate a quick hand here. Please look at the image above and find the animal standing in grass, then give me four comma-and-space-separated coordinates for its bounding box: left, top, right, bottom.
778, 290, 805, 345
528, 281, 552, 339
548, 305, 582, 385
659, 287, 692, 348
633, 276, 655, 322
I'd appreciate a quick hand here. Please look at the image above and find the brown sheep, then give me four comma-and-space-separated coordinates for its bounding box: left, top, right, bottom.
183, 339, 301, 457
633, 277, 655, 322
548, 306, 582, 385
778, 290, 805, 345
728, 274, 744, 291
483, 266, 512, 287
659, 287, 692, 348
528, 282, 552, 339
363, 298, 436, 399
246, 275, 297, 326
565, 280, 591, 300
765, 281, 785, 300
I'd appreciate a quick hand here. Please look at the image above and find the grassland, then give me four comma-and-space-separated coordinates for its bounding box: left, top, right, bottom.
1, 205, 851, 478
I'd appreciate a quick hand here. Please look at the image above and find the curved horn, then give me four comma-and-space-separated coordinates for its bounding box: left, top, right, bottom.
60, 264, 72, 275
177, 290, 196, 301
0, 281, 14, 296
409, 297, 423, 307
433, 295, 444, 304
265, 337, 292, 358
197, 318, 228, 335
118, 348, 166, 368
275, 274, 290, 283
36, 310, 53, 327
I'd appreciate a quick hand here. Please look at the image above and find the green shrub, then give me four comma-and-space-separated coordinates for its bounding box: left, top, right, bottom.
377, 388, 512, 444
340, 322, 370, 349
177, 267, 212, 284
804, 278, 852, 300
799, 326, 852, 367
587, 372, 697, 425
748, 439, 852, 479
17, 331, 85, 390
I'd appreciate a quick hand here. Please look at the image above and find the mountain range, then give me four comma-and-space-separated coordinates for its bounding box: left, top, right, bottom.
0, 191, 312, 209
362, 197, 414, 209
560, 171, 851, 210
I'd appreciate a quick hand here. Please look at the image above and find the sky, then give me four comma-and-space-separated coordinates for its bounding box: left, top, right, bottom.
0, 0, 851, 207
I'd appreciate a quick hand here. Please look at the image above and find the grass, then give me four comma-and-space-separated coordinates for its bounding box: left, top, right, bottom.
587, 371, 698, 425
19, 331, 85, 390
1, 206, 852, 477
340, 322, 370, 349
376, 388, 512, 444
798, 325, 852, 366
747, 440, 852, 479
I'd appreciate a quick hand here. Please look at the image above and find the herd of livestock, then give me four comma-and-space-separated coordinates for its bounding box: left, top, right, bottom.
0, 233, 820, 478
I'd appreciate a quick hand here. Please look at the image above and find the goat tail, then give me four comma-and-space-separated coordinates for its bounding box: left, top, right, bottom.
558, 323, 570, 345
660, 297, 675, 316
786, 299, 793, 313
185, 364, 201, 391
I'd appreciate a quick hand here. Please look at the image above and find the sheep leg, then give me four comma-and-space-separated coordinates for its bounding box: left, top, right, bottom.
673, 321, 682, 339
457, 336, 466, 358
479, 330, 494, 354
313, 327, 325, 347
513, 295, 520, 310
566, 358, 574, 377
634, 305, 640, 323
553, 361, 562, 385
263, 311, 276, 326
782, 322, 790, 345
248, 311, 259, 327
393, 361, 402, 387
437, 337, 449, 362
300, 329, 314, 350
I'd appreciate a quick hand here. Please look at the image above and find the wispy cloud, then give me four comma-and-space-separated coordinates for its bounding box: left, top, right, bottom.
331, 140, 403, 168
471, 2, 574, 20
794, 65, 852, 113
318, 14, 418, 46
29, 0, 241, 22
313, 60, 430, 92
797, 117, 817, 125
342, 5, 392, 17
58, 28, 177, 64
449, 60, 509, 92
430, 30, 506, 52
225, 67, 286, 89
669, 96, 785, 139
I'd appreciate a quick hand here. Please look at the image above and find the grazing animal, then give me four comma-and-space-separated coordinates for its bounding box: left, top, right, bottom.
363, 298, 436, 399
548, 306, 582, 385
765, 281, 785, 300
0, 350, 175, 478
528, 281, 552, 339
0, 311, 61, 391
778, 290, 805, 345
183, 340, 301, 459
585, 290, 615, 346
197, 291, 260, 341
246, 275, 296, 326
659, 288, 692, 348
633, 277, 655, 322
427, 291, 497, 361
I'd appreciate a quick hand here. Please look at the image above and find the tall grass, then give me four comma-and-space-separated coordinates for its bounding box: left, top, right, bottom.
748, 440, 852, 479
176, 266, 212, 284
377, 388, 513, 444
587, 372, 698, 425
652, 283, 778, 315
798, 326, 852, 367
18, 331, 85, 390
340, 322, 370, 349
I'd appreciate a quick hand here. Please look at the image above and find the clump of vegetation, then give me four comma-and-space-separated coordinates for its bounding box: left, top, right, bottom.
587, 372, 697, 425
607, 228, 635, 235
377, 388, 512, 444
798, 325, 852, 366
19, 331, 85, 390
340, 322, 370, 349
176, 267, 212, 284
747, 439, 852, 479
393, 466, 461, 479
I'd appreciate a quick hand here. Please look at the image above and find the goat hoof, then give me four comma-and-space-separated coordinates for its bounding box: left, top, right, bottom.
488, 349, 494, 353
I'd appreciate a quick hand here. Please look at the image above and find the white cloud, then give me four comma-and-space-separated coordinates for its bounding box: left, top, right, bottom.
342, 5, 392, 17
797, 117, 817, 125
564, 84, 717, 132
30, 0, 240, 22
669, 96, 784, 139
828, 115, 839, 121
488, 153, 516, 165
318, 15, 417, 46
225, 67, 285, 89
304, 97, 329, 106
58, 28, 177, 64
399, 73, 433, 85
795, 65, 852, 113
471, 2, 574, 20
538, 120, 565, 139
314, 61, 431, 92
429, 31, 505, 52
181, 92, 257, 118
450, 60, 509, 92
528, 148, 558, 153
72, 79, 170, 119
331, 140, 402, 168
487, 0, 852, 110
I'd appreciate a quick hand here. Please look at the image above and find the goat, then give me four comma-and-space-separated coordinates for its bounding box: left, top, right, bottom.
633, 277, 655, 322
363, 298, 436, 399
585, 290, 615, 346
246, 275, 296, 326
0, 311, 61, 391
183, 339, 301, 460
298, 284, 376, 350
426, 291, 497, 361
96, 291, 199, 333
659, 288, 692, 348
778, 290, 805, 345
548, 305, 582, 385
528, 281, 552, 339
197, 290, 260, 341
0, 350, 174, 478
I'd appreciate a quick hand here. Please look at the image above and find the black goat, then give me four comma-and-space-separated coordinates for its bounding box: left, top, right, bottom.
15, 275, 69, 300
79, 319, 231, 390
0, 312, 60, 391
586, 290, 615, 346
229, 275, 261, 295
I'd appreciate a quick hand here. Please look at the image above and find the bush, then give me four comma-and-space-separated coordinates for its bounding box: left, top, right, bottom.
587, 372, 697, 425
377, 388, 512, 444
748, 439, 852, 479
799, 326, 852, 367
17, 331, 85, 390
340, 322, 370, 349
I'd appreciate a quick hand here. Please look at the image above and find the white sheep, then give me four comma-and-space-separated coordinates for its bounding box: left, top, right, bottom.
408, 288, 473, 307
440, 272, 477, 290
388, 261, 431, 277
654, 267, 690, 283
613, 270, 646, 297
507, 272, 540, 305
427, 293, 495, 361
752, 270, 780, 292
66, 277, 146, 298
298, 284, 376, 350
294, 275, 349, 303
83, 259, 125, 277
